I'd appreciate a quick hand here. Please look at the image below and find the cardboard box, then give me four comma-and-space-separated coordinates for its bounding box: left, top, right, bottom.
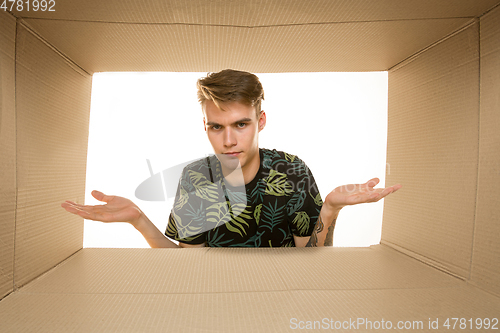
1, 1, 499, 331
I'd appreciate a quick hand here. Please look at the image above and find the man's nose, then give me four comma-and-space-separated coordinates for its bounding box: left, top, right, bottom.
223, 128, 237, 147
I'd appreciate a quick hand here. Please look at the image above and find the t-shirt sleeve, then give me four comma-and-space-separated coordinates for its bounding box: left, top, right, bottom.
286, 155, 323, 237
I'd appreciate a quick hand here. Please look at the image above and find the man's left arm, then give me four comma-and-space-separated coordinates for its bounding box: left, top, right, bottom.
295, 178, 402, 247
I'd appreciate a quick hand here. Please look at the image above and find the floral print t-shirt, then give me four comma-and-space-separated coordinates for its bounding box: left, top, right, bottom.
165, 148, 323, 247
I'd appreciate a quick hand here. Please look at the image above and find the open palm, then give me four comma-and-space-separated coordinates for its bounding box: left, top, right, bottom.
324, 178, 401, 209
61, 190, 143, 225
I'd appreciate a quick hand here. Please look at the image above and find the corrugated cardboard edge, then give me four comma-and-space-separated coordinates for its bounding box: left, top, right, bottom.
17, 247, 467, 295
11, 248, 83, 294
383, 20, 480, 278
16, 18, 91, 77
389, 18, 478, 72
380, 240, 500, 298
382, 3, 500, 299
12, 18, 91, 289
387, 0, 500, 72
1, 247, 498, 333
469, 3, 500, 298
0, 9, 17, 301
380, 241, 467, 280
480, 1, 500, 17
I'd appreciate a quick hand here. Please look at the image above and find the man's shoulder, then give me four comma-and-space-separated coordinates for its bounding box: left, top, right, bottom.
261, 148, 307, 168
181, 155, 219, 172
179, 155, 219, 184
183, 156, 208, 170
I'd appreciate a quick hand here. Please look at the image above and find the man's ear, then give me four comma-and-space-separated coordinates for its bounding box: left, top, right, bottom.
258, 111, 267, 132
203, 117, 207, 131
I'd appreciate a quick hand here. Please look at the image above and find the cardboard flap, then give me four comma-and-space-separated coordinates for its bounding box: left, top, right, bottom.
1, 247, 499, 332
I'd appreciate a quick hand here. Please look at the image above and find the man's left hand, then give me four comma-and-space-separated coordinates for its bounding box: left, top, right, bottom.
324, 178, 402, 212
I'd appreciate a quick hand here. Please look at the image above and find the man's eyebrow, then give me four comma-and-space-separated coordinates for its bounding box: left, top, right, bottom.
206, 118, 253, 126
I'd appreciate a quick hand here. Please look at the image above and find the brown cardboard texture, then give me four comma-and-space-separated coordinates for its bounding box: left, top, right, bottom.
383, 23, 480, 279
14, 23, 91, 288
1, 246, 500, 332
1, 1, 500, 331
0, 10, 16, 300
471, 5, 500, 298
10, 0, 500, 73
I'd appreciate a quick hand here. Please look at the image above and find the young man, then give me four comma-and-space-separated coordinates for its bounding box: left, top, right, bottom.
62, 69, 401, 248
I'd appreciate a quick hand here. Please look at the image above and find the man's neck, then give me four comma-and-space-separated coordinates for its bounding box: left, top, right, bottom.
222, 150, 260, 186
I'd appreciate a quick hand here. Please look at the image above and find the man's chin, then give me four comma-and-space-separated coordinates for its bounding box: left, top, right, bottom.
216, 153, 242, 171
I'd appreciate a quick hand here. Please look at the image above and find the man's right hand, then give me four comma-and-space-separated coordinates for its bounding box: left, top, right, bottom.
61, 190, 143, 227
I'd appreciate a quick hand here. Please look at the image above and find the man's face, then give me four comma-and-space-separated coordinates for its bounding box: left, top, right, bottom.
203, 100, 266, 176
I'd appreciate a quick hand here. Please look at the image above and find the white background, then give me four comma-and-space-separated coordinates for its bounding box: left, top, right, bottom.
84, 71, 388, 248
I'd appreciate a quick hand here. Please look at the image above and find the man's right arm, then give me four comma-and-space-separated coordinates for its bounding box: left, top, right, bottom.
133, 213, 180, 248
62, 190, 186, 248
134, 213, 205, 248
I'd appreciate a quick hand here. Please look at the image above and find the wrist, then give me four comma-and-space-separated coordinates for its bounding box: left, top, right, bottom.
322, 203, 342, 218
130, 209, 148, 229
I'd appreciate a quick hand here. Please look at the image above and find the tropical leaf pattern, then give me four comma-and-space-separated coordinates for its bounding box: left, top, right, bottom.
188, 170, 220, 202
261, 199, 285, 232
311, 191, 323, 206
184, 201, 205, 224
250, 178, 266, 202
206, 201, 252, 237
284, 152, 296, 163
167, 211, 203, 241
292, 211, 310, 235
174, 187, 189, 210
254, 203, 262, 225
206, 227, 235, 247
225, 185, 247, 205
165, 149, 322, 247
263, 169, 293, 197
287, 190, 306, 216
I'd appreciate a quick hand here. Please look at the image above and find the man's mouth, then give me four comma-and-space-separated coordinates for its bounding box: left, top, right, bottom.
224, 152, 241, 157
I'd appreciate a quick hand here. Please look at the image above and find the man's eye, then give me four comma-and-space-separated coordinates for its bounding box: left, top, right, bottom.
237, 123, 246, 128
211, 125, 221, 130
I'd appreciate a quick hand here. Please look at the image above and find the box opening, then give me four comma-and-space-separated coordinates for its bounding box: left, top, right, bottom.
84, 71, 389, 248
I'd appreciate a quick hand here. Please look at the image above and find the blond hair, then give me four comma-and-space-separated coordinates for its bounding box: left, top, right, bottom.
197, 69, 264, 117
